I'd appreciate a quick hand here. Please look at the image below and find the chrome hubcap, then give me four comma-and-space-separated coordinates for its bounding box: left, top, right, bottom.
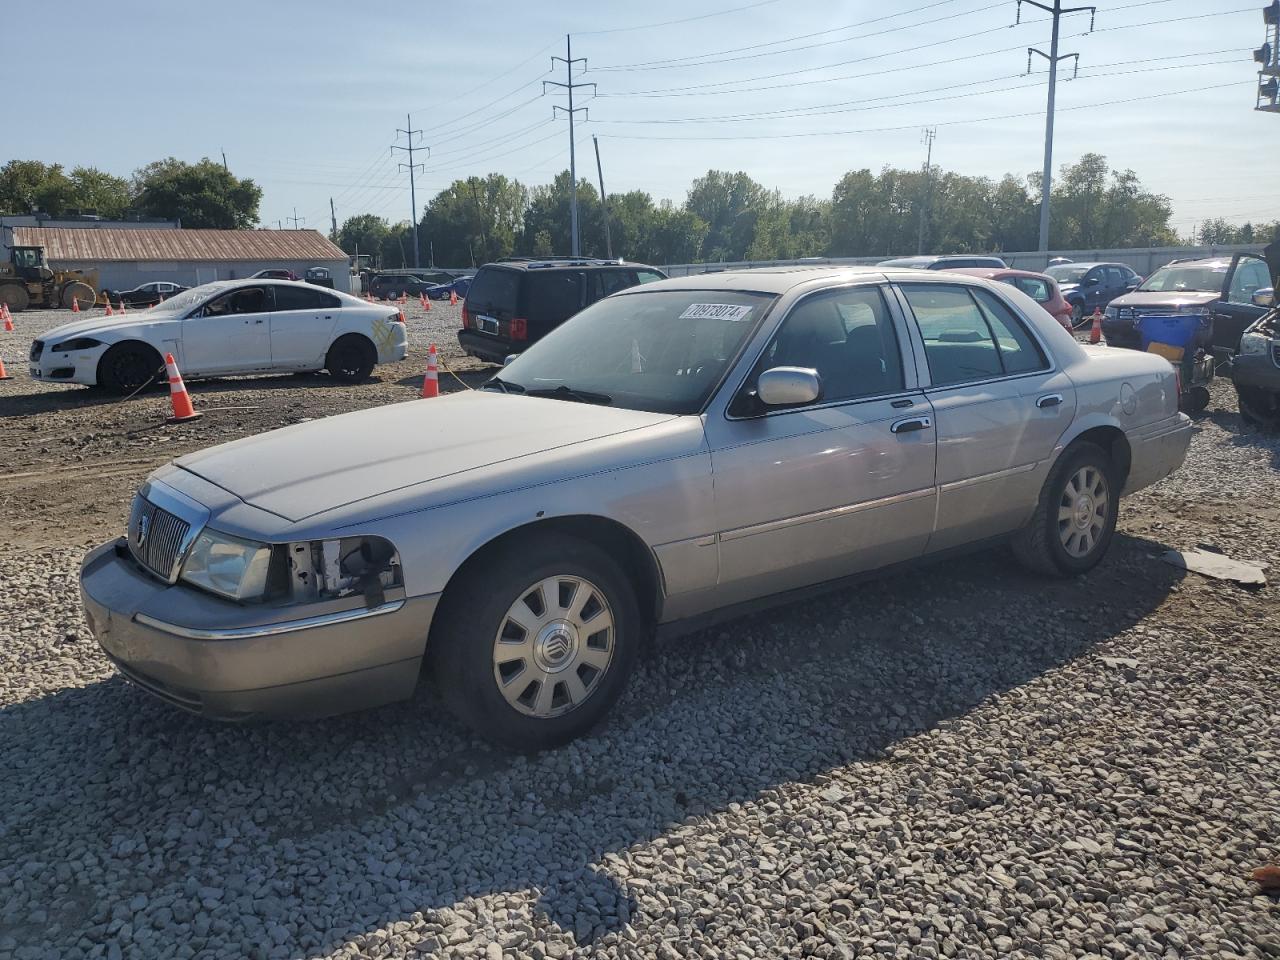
492, 575, 614, 718
1058, 466, 1109, 558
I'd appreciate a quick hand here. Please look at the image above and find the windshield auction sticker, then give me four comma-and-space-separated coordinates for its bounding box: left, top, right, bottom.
679, 303, 754, 321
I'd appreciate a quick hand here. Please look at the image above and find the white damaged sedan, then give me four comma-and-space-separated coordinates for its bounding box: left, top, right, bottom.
30, 279, 407, 393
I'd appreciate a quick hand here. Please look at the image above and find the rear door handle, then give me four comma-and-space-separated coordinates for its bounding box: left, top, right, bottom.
1037, 393, 1064, 408
891, 416, 932, 434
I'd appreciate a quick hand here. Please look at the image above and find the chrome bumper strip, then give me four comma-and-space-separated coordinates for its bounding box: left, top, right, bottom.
134, 599, 406, 641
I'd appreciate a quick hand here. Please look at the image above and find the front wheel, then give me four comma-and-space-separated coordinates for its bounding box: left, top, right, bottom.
97, 342, 163, 395
1011, 441, 1118, 577
430, 533, 642, 751
1237, 385, 1280, 431
1070, 302, 1085, 326
325, 334, 376, 382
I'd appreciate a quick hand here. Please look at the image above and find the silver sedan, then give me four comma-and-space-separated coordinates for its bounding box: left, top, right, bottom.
80, 266, 1192, 750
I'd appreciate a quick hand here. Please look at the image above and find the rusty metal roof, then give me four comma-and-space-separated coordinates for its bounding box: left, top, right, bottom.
12, 227, 348, 263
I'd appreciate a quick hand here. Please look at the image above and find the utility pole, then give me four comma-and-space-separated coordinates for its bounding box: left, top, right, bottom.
593, 135, 613, 260
221, 149, 228, 173
329, 197, 339, 241
467, 179, 491, 263
287, 207, 305, 229
1017, 0, 1095, 255
916, 127, 936, 256
545, 35, 596, 257
392, 114, 427, 268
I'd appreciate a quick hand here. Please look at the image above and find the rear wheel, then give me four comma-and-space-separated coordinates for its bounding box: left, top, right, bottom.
1012, 441, 1118, 577
0, 283, 30, 313
1237, 385, 1280, 431
97, 342, 163, 395
325, 334, 376, 381
61, 281, 95, 310
430, 533, 641, 751
1070, 301, 1085, 326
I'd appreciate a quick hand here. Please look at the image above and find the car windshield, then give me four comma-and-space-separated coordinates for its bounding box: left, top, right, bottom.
147, 282, 227, 313
1138, 264, 1227, 294
1046, 265, 1090, 282
497, 288, 776, 414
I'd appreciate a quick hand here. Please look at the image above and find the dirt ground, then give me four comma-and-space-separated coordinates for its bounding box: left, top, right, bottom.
0, 299, 489, 552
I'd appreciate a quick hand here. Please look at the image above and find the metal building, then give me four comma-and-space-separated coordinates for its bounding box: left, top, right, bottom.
11, 227, 351, 293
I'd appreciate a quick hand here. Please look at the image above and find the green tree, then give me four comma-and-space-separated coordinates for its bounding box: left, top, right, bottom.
0, 160, 128, 217
67, 167, 131, 218
1046, 154, 1176, 249
521, 171, 606, 257
421, 174, 528, 266
132, 157, 262, 228
336, 214, 390, 262
685, 170, 768, 261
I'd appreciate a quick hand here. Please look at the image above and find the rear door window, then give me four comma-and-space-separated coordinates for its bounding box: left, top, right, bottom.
520, 271, 586, 326
467, 268, 520, 321
971, 288, 1048, 374
1004, 275, 1050, 302
273, 284, 340, 310
636, 270, 666, 284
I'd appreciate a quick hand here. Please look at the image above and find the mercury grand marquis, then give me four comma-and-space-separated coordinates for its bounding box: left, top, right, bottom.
81, 266, 1193, 750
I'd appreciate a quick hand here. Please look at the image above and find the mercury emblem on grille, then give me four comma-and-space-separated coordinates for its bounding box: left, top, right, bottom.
136, 512, 150, 547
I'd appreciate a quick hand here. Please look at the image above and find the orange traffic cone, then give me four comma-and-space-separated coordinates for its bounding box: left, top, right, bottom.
1088, 307, 1103, 345
420, 343, 439, 398
423, 295, 431, 312
104, 298, 114, 317
398, 306, 406, 324
164, 353, 202, 423
2, 305, 12, 331
118, 297, 127, 314
0, 354, 11, 380
449, 290, 458, 307
419, 292, 427, 309
72, 297, 81, 313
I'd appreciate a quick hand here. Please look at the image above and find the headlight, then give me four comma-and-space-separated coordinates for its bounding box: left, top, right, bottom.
180, 530, 274, 601
1239, 332, 1270, 356
51, 336, 103, 352
1104, 306, 1119, 319
1176, 305, 1211, 316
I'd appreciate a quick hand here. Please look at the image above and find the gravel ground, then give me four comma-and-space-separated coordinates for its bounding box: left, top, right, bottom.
1, 307, 1278, 959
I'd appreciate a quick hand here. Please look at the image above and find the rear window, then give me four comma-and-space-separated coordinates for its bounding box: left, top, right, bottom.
273, 285, 340, 310
1003, 275, 1051, 302
467, 268, 520, 315
520, 271, 586, 324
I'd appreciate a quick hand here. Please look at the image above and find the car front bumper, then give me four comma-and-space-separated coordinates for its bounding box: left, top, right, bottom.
1122, 413, 1194, 495
28, 346, 105, 385
80, 539, 437, 720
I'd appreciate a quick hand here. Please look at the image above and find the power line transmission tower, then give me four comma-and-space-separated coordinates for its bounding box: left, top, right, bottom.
545, 35, 596, 257
917, 127, 937, 255
1017, 0, 1096, 255
287, 207, 305, 229
392, 115, 428, 268
1256, 1, 1280, 113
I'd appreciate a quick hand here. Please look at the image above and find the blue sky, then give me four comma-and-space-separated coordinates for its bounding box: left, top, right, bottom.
8, 0, 1278, 240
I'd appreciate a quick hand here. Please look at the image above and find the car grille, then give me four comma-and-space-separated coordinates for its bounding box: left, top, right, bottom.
128, 496, 192, 581
1117, 306, 1205, 321
30, 340, 43, 361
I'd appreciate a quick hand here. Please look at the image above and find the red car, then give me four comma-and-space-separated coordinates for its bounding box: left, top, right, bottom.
951, 268, 1075, 330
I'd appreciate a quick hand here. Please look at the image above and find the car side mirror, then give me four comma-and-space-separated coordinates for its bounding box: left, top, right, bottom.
757, 366, 822, 407
1253, 287, 1275, 308
503, 354, 519, 366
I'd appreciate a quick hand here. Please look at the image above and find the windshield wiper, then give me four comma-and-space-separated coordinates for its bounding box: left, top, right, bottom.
483, 376, 525, 394
526, 384, 612, 405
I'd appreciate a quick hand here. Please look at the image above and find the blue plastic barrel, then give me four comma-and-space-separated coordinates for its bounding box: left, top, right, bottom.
1137, 313, 1202, 354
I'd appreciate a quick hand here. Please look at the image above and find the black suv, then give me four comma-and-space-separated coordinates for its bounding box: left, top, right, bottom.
369, 270, 457, 300
458, 257, 667, 364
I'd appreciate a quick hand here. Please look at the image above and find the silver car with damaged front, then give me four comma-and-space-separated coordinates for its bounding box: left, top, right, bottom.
81, 266, 1193, 750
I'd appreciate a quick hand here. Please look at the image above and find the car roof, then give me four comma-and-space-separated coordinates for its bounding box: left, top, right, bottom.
624, 264, 977, 295
948, 267, 1051, 281
1159, 257, 1232, 268
483, 257, 659, 272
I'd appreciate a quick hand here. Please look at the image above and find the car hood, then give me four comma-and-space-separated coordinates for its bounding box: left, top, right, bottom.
1107, 290, 1220, 309
176, 391, 681, 523
38, 313, 170, 342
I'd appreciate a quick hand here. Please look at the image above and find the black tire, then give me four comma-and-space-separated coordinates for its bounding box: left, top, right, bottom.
325, 334, 376, 382
1236, 385, 1280, 431
1011, 441, 1119, 577
1070, 301, 1084, 326
1181, 385, 1211, 415
97, 342, 163, 395
0, 283, 30, 313
429, 532, 642, 752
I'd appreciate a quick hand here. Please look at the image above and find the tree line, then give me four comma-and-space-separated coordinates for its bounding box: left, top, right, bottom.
340, 153, 1279, 269
0, 158, 262, 230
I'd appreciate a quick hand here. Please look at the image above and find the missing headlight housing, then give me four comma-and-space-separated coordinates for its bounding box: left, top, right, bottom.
285, 536, 402, 608
51, 336, 103, 352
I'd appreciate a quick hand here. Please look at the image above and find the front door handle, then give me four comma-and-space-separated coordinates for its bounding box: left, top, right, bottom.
891, 416, 932, 434
1037, 393, 1064, 408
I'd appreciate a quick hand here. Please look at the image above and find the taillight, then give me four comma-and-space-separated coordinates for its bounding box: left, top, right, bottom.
461, 304, 472, 329
511, 317, 528, 341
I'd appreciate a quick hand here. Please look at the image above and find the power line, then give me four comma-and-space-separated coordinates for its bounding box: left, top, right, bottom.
573, 0, 786, 36
589, 0, 1010, 71
596, 79, 1248, 140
